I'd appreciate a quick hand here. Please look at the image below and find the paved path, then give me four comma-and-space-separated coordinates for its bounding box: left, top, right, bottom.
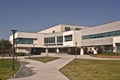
8, 54, 74, 80
7, 54, 120, 80
15, 61, 35, 78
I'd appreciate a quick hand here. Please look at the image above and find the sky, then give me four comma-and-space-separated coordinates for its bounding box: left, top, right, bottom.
0, 0, 120, 40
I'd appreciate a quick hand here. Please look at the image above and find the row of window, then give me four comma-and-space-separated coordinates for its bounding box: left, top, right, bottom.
82, 30, 120, 40
15, 35, 72, 45
16, 38, 34, 44
44, 35, 73, 44
57, 36, 63, 43
65, 27, 81, 31
44, 37, 55, 43
64, 35, 72, 41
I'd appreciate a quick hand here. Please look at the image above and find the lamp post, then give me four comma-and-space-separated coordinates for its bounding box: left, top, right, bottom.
15, 40, 18, 60
11, 29, 17, 70
75, 42, 77, 59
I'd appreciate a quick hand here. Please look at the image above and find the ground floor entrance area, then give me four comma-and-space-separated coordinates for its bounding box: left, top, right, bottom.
30, 47, 80, 55
17, 43, 120, 55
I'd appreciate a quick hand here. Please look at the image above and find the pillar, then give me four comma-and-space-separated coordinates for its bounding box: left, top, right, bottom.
46, 48, 48, 56
113, 43, 117, 52
80, 48, 84, 55
56, 48, 59, 53
92, 47, 97, 54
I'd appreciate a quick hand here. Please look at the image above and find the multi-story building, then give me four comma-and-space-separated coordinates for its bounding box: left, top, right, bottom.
9, 21, 120, 55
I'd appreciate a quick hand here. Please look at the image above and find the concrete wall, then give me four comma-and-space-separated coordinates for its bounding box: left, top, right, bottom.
61, 24, 89, 32
73, 31, 82, 46
113, 37, 120, 44
81, 21, 120, 46
10, 32, 44, 47
81, 21, 120, 35
38, 24, 89, 33
38, 25, 62, 33
63, 31, 74, 47
81, 37, 113, 46
17, 47, 31, 53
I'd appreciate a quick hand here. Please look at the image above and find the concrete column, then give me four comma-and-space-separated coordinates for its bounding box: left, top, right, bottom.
92, 47, 97, 54
80, 48, 84, 55
56, 48, 59, 53
46, 48, 48, 56
113, 43, 117, 52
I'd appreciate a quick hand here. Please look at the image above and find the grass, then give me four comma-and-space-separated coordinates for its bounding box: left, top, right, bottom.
60, 59, 120, 80
27, 57, 60, 63
0, 59, 20, 80
92, 52, 120, 56
90, 52, 120, 58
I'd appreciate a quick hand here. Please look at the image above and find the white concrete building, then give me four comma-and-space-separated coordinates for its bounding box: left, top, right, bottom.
9, 21, 120, 55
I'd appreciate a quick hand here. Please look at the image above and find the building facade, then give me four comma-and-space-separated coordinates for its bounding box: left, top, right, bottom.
9, 21, 120, 55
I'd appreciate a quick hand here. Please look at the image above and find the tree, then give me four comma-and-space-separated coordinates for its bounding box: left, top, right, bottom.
0, 39, 12, 54
0, 39, 12, 49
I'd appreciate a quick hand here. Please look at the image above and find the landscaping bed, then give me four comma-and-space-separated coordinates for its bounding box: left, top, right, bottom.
91, 55, 120, 58
90, 52, 120, 58
26, 57, 60, 63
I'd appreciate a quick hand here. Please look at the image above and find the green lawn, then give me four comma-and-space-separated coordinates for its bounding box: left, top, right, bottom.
60, 59, 120, 80
27, 57, 60, 63
0, 59, 20, 80
91, 53, 120, 58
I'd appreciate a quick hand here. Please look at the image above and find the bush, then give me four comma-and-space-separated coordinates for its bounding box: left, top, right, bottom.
16, 52, 27, 56
96, 52, 120, 56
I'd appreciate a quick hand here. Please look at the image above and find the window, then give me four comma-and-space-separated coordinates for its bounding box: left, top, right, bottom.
75, 28, 80, 30
44, 37, 55, 43
82, 30, 120, 40
16, 38, 34, 44
65, 27, 70, 31
57, 36, 63, 43
51, 37, 55, 43
64, 35, 72, 41
116, 43, 120, 52
44, 38, 47, 43
103, 45, 112, 52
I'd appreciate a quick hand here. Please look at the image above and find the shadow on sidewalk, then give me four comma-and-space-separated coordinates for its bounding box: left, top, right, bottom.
15, 61, 35, 78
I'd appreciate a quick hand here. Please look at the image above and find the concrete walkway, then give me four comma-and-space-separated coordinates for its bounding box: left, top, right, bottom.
8, 54, 74, 80
7, 54, 120, 80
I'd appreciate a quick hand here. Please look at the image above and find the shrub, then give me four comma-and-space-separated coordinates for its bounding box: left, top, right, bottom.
16, 52, 27, 56
96, 52, 120, 56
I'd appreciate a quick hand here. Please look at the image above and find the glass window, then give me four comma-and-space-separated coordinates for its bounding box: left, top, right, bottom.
51, 37, 55, 43
82, 30, 120, 40
57, 36, 63, 43
65, 35, 72, 41
75, 28, 80, 30
44, 38, 48, 43
16, 38, 34, 44
103, 45, 112, 52
65, 27, 70, 31
116, 43, 120, 52
44, 37, 55, 43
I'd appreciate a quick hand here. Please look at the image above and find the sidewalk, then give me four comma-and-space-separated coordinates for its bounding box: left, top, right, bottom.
8, 54, 74, 80
7, 54, 120, 80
